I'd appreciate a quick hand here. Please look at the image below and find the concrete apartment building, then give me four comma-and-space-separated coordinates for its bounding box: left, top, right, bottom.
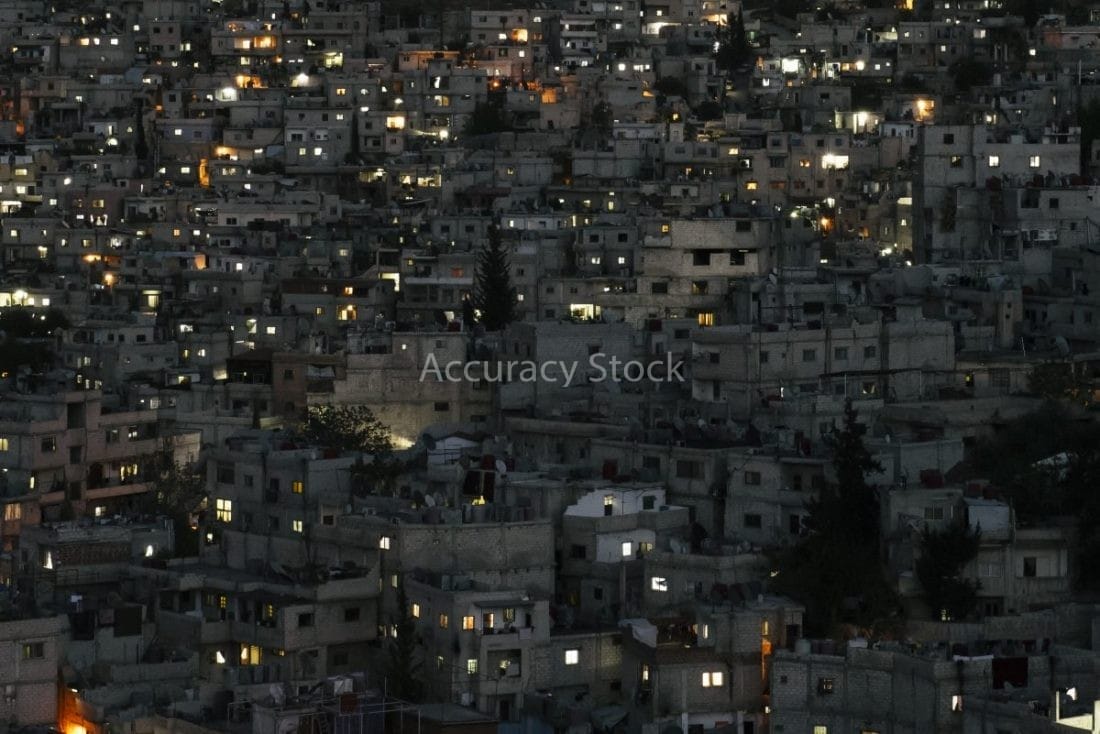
0, 390, 198, 548
770, 640, 1100, 734
914, 125, 1081, 264
559, 486, 691, 625
0, 612, 69, 728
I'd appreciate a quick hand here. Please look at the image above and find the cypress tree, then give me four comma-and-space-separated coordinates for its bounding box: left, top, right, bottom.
473, 225, 517, 331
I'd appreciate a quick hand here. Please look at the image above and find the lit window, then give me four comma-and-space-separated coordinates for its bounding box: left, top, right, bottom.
462, 616, 475, 630
564, 649, 579, 665
379, 536, 391, 550
439, 614, 449, 629
651, 577, 668, 592
621, 541, 632, 557
0, 438, 8, 451
1029, 155, 1041, 168
215, 498, 233, 522
702, 671, 724, 687
411, 603, 420, 618
988, 155, 999, 168
466, 659, 478, 674
292, 480, 304, 494
292, 519, 303, 533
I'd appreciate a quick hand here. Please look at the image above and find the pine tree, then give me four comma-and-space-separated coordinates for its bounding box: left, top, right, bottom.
773, 399, 896, 636
916, 518, 981, 620
815, 398, 884, 543
385, 579, 423, 701
473, 225, 517, 331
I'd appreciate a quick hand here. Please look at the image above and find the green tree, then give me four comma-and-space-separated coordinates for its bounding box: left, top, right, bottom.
949, 59, 993, 92
473, 225, 517, 331
133, 102, 149, 162
463, 101, 510, 136
1028, 361, 1093, 405
0, 308, 70, 373
915, 518, 981, 620
385, 579, 423, 701
147, 444, 205, 557
811, 398, 884, 544
591, 102, 613, 135
295, 405, 393, 455
654, 76, 689, 98
773, 399, 897, 635
694, 100, 725, 120
1078, 98, 1100, 176
714, 11, 750, 71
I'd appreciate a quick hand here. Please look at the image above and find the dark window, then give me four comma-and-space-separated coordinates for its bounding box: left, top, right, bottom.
744, 513, 762, 528
570, 544, 587, 559
651, 282, 668, 294
744, 471, 762, 485
818, 677, 835, 695
676, 460, 703, 479
298, 613, 315, 627
344, 607, 360, 622
642, 495, 656, 510
1023, 557, 1037, 577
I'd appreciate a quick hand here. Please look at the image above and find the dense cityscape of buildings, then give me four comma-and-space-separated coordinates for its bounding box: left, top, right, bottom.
4, 0, 1100, 733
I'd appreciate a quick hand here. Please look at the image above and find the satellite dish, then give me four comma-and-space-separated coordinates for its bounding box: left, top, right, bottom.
1054, 336, 1070, 357
495, 459, 507, 476
423, 494, 436, 507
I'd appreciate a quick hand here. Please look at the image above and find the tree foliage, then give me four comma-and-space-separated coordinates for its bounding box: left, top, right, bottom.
463, 101, 510, 136
146, 443, 205, 557
295, 405, 393, 455
654, 76, 689, 99
965, 404, 1100, 591
949, 59, 993, 93
473, 225, 517, 332
915, 518, 981, 621
773, 399, 898, 636
1028, 361, 1093, 405
385, 579, 423, 701
0, 308, 70, 373
714, 11, 750, 71
1078, 98, 1100, 177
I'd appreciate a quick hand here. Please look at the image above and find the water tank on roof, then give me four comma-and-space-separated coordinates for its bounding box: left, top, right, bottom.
795, 638, 812, 656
